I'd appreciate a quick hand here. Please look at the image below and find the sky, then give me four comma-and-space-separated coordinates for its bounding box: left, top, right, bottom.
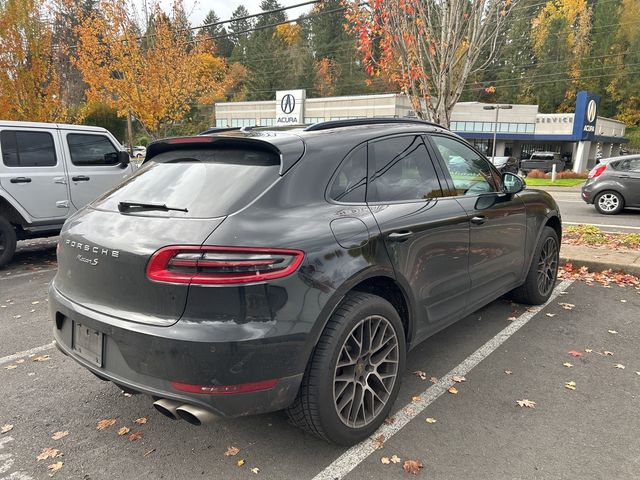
134, 0, 314, 28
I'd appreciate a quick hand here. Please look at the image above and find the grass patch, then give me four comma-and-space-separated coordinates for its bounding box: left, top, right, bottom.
564, 224, 640, 249
525, 178, 586, 187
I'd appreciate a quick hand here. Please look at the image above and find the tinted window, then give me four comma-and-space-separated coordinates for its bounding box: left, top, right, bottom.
617, 158, 640, 172
368, 136, 442, 202
1, 131, 56, 167
329, 147, 367, 203
432, 136, 497, 196
67, 134, 119, 166
94, 148, 280, 218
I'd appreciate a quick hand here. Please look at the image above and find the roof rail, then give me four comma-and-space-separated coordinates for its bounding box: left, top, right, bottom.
303, 117, 444, 132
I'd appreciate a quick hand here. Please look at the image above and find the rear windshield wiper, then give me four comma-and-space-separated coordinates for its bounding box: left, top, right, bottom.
118, 201, 188, 213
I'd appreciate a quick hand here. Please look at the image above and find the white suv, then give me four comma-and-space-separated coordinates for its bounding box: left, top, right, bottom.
0, 121, 135, 267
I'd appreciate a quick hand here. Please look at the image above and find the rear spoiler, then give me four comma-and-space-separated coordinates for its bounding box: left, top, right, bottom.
144, 134, 305, 175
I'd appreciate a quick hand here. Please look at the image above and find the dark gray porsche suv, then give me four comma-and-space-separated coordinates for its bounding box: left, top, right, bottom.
50, 119, 561, 445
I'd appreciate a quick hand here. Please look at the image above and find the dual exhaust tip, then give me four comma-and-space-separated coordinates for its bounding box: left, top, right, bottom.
153, 398, 218, 426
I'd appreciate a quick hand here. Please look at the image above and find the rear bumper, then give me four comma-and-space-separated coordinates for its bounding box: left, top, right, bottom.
49, 283, 305, 417
581, 181, 595, 204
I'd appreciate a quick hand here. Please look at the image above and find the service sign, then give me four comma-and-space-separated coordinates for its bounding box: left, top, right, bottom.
573, 91, 600, 141
276, 90, 305, 125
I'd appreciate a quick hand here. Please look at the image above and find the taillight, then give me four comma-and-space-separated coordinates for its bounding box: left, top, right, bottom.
588, 164, 606, 178
170, 378, 278, 395
146, 246, 304, 285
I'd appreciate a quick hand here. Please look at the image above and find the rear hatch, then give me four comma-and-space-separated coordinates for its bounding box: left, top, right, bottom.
54, 142, 282, 326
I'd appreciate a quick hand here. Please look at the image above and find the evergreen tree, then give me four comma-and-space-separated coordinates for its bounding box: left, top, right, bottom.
229, 5, 254, 61
201, 9, 233, 58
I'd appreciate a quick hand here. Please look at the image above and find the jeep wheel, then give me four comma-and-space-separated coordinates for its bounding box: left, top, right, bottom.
287, 292, 406, 445
0, 216, 17, 268
509, 226, 559, 305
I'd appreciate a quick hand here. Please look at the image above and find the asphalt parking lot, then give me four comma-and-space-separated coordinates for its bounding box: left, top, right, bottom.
1, 242, 639, 479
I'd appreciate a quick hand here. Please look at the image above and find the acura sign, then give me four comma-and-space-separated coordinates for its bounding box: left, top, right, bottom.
276, 89, 305, 125
572, 91, 600, 140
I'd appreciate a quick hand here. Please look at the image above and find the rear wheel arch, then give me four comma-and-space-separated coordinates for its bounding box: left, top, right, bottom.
0, 195, 27, 226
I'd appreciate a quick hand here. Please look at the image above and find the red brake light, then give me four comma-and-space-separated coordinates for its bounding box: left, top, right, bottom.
170, 378, 278, 395
165, 136, 215, 144
146, 246, 304, 285
588, 164, 606, 178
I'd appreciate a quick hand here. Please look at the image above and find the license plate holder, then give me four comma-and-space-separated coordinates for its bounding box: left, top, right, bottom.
73, 322, 104, 367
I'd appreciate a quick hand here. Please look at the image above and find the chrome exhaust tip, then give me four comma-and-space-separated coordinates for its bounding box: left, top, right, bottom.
176, 404, 219, 426
153, 399, 182, 420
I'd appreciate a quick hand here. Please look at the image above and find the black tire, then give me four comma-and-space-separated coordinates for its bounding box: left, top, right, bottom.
594, 190, 624, 215
510, 226, 559, 305
0, 216, 17, 269
287, 292, 406, 445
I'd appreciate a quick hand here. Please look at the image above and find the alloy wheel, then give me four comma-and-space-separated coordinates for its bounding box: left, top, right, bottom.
333, 315, 399, 428
537, 236, 558, 296
597, 193, 620, 212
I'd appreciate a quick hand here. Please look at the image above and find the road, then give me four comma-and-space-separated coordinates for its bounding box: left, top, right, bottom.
1, 247, 639, 479
539, 187, 640, 234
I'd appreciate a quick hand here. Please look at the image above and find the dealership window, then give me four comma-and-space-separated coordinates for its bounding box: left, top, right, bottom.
215, 119, 228, 127
304, 117, 325, 124
231, 118, 256, 128
259, 118, 275, 126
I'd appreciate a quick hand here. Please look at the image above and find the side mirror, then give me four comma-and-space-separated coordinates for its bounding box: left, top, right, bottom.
117, 151, 130, 168
502, 172, 525, 194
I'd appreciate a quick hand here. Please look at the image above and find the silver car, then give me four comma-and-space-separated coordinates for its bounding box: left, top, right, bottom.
581, 155, 640, 214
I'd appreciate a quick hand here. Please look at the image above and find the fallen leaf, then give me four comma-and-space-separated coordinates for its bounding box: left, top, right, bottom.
1, 424, 13, 434
15, 359, 24, 364
403, 459, 423, 475
563, 362, 573, 368
32, 355, 50, 362
144, 448, 156, 457
603, 351, 614, 356
614, 364, 625, 369
636, 372, 640, 376
516, 399, 536, 408
236, 459, 245, 467
585, 349, 593, 353
383, 416, 396, 425
447, 386, 458, 395
117, 427, 130, 436
134, 417, 147, 425
568, 350, 583, 357
381, 457, 391, 465
225, 446, 240, 457
128, 431, 143, 441
390, 455, 401, 464
123, 392, 132, 397
564, 381, 577, 391
5, 365, 17, 370
559, 303, 575, 310
47, 461, 63, 474
373, 434, 385, 449
452, 375, 466, 383
37, 447, 61, 461
429, 376, 438, 384
425, 417, 437, 424
546, 313, 556, 317
621, 299, 627, 303
51, 431, 69, 440
411, 396, 421, 402
507, 316, 517, 321
413, 370, 427, 380
96, 419, 116, 430
608, 330, 618, 334
504, 370, 513, 375
250, 467, 259, 474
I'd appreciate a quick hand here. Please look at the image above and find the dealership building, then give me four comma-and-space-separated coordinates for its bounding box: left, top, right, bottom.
213, 90, 627, 172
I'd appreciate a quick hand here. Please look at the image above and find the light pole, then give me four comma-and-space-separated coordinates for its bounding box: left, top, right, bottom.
483, 104, 513, 159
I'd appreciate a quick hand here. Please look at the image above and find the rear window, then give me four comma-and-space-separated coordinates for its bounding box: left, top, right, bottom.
93, 148, 280, 218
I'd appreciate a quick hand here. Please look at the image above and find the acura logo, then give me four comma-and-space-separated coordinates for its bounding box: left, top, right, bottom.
587, 99, 597, 123
281, 94, 296, 115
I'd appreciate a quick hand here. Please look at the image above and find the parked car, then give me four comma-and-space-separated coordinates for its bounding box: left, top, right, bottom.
50, 118, 561, 445
0, 121, 135, 267
489, 156, 520, 174
521, 151, 565, 174
582, 154, 640, 214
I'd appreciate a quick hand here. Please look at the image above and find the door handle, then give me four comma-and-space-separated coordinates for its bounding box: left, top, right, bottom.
72, 175, 90, 182
471, 216, 487, 225
388, 231, 413, 241
10, 177, 31, 183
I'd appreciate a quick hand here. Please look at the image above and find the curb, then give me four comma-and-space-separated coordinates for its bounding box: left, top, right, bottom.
559, 255, 640, 277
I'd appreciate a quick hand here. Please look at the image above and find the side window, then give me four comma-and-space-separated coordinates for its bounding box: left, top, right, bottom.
368, 136, 443, 202
329, 146, 367, 203
0, 131, 57, 167
67, 134, 119, 166
431, 136, 498, 196
620, 158, 640, 172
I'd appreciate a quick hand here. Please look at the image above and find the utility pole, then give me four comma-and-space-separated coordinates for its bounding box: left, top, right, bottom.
127, 112, 134, 156
483, 104, 513, 158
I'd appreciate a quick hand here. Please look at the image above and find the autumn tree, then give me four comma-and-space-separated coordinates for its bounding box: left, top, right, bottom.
346, 0, 517, 127
200, 9, 234, 58
74, 0, 229, 139
0, 0, 73, 122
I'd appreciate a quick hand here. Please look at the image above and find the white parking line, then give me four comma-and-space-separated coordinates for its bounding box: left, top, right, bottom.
563, 221, 640, 231
312, 279, 574, 480
0, 268, 57, 281
0, 342, 55, 366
